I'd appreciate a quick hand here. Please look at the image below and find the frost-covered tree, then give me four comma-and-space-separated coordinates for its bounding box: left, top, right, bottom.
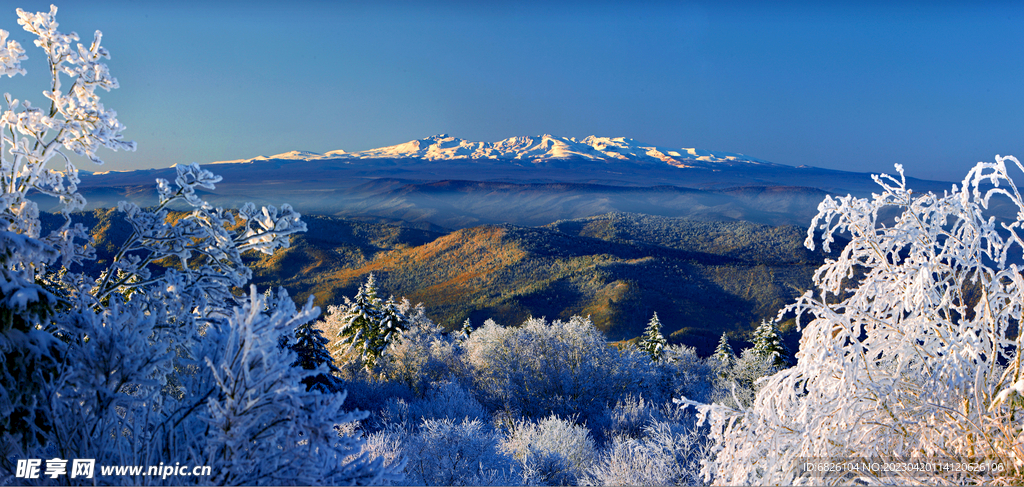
685, 158, 1024, 485
464, 316, 656, 422
0, 5, 133, 451
502, 415, 596, 485
288, 300, 341, 392
638, 311, 667, 361
332, 273, 409, 371
333, 274, 382, 364
749, 319, 789, 368
712, 332, 735, 367
379, 295, 408, 350
0, 6, 399, 484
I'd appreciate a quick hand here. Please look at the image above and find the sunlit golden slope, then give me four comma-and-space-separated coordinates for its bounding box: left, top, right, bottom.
63, 209, 831, 355
238, 213, 834, 355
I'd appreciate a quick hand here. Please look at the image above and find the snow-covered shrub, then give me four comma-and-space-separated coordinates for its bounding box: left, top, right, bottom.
502, 415, 597, 486
686, 158, 1024, 485
594, 394, 662, 443
409, 380, 489, 423
464, 315, 655, 422
402, 418, 516, 486
585, 420, 708, 486
376, 301, 468, 395
378, 380, 488, 430
360, 430, 407, 478
336, 374, 416, 422
657, 344, 715, 405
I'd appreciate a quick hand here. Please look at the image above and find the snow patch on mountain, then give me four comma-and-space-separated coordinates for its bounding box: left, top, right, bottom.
235, 134, 777, 168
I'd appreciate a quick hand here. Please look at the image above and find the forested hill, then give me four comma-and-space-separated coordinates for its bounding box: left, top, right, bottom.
251, 212, 840, 355
49, 210, 836, 354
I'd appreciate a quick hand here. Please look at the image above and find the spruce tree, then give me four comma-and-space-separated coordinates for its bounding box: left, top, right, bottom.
377, 295, 408, 351
638, 312, 667, 361
337, 274, 383, 368
336, 274, 409, 370
713, 332, 736, 367
291, 320, 341, 392
751, 320, 789, 368
460, 318, 473, 337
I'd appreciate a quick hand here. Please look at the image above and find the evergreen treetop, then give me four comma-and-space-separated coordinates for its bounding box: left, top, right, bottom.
638, 312, 667, 361
290, 318, 341, 393
713, 332, 736, 366
750, 319, 789, 368
336, 273, 409, 370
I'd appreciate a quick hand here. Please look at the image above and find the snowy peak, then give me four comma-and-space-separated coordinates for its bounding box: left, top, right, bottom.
239, 134, 777, 168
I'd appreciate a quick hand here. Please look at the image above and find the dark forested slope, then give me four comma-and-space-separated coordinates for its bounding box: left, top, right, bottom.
65, 209, 836, 355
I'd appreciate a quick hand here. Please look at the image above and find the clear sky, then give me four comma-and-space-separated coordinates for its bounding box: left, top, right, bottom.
3, 1, 1022, 182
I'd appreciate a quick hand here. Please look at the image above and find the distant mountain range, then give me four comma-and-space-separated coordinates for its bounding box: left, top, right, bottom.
74, 134, 956, 229
226, 133, 779, 168
59, 134, 961, 350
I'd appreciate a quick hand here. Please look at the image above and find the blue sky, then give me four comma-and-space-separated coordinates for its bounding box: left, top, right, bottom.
4, 1, 1023, 182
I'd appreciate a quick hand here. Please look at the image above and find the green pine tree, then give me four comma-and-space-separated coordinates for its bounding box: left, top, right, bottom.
751, 319, 790, 368
337, 274, 383, 368
713, 332, 736, 366
291, 320, 341, 392
638, 312, 668, 361
460, 318, 473, 337
335, 274, 408, 370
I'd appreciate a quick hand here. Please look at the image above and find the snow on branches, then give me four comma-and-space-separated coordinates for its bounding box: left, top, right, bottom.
0, 6, 393, 484
328, 273, 409, 371
638, 312, 667, 362
2, 4, 134, 273
684, 157, 1024, 485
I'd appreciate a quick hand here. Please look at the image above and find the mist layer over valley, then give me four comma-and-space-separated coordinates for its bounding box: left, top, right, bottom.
62, 134, 900, 351
10, 4, 1024, 485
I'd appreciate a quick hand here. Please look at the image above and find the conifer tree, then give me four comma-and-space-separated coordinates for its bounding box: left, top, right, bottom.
460, 318, 473, 337
638, 312, 667, 361
378, 295, 408, 350
750, 319, 789, 368
336, 274, 408, 370
291, 319, 340, 392
337, 274, 382, 366
713, 332, 736, 366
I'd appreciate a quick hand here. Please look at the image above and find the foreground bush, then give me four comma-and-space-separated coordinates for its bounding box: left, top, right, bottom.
0, 6, 396, 484
687, 158, 1024, 485
464, 315, 657, 422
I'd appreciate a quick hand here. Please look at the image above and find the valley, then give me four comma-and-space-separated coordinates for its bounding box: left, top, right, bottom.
66, 209, 839, 355
62, 134, 951, 354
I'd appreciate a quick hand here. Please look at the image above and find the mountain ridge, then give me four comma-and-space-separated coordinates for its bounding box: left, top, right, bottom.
211, 134, 778, 169
72, 133, 963, 231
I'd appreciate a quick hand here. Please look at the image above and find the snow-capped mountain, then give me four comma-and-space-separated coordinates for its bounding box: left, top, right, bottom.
243, 134, 777, 168
77, 133, 959, 229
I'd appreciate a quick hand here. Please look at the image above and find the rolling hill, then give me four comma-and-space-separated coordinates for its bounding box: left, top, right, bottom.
55, 134, 957, 353
238, 212, 838, 355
